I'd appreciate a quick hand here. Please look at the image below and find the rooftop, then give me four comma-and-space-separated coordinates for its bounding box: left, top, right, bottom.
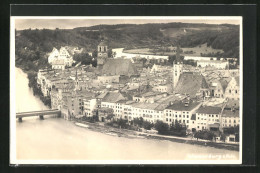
196, 106, 222, 114
175, 72, 209, 97
166, 100, 201, 111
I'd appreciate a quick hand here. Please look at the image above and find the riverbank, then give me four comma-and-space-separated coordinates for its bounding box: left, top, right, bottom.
73, 119, 239, 151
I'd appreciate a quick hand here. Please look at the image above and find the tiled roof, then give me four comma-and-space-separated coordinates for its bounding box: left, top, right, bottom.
196, 106, 222, 114
222, 109, 239, 117
225, 99, 239, 109
175, 72, 209, 97
166, 100, 201, 111
102, 92, 126, 103
102, 59, 138, 76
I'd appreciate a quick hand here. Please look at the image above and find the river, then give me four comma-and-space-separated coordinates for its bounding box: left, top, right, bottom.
15, 67, 239, 162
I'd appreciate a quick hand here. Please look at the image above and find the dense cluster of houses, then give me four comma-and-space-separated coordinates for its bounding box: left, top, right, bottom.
37, 41, 240, 135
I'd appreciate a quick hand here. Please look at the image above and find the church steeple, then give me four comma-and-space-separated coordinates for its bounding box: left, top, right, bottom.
173, 45, 183, 90
174, 45, 182, 64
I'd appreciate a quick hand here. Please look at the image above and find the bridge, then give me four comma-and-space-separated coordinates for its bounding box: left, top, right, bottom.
16, 109, 61, 122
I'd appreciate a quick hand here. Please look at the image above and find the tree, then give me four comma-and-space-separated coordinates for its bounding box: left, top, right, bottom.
154, 121, 169, 134
133, 117, 144, 127
143, 121, 153, 130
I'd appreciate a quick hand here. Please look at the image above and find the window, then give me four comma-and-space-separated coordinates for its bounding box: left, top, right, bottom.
179, 115, 181, 118
187, 115, 189, 118
212, 115, 214, 118
183, 120, 185, 123
216, 115, 218, 117
187, 120, 189, 123
166, 118, 168, 121
209, 115, 211, 117
197, 126, 200, 129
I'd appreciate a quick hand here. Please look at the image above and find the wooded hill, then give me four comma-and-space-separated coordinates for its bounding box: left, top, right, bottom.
15, 22, 240, 71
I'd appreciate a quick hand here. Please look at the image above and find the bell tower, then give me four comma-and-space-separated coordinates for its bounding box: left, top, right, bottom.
97, 40, 108, 66
173, 45, 183, 89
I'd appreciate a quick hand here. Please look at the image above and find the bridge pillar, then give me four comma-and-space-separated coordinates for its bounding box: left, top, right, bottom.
18, 117, 22, 122
39, 115, 44, 120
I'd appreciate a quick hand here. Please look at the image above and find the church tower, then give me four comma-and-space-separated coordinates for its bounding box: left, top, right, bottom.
97, 40, 108, 66
173, 45, 183, 89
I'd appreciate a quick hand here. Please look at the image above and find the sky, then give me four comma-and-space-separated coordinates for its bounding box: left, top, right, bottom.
14, 17, 241, 30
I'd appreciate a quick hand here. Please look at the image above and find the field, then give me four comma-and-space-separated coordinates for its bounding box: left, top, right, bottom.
123, 43, 224, 57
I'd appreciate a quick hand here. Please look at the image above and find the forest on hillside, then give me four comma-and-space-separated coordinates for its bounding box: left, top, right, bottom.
15, 22, 240, 72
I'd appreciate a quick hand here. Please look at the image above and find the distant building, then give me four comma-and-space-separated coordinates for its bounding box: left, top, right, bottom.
197, 60, 229, 69
184, 56, 217, 61
48, 47, 74, 68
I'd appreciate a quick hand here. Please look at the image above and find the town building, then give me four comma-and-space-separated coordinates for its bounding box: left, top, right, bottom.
48, 47, 74, 68
195, 106, 222, 132
164, 98, 201, 129
224, 76, 240, 100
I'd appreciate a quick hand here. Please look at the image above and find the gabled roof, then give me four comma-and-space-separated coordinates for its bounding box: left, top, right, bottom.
196, 106, 222, 114
102, 59, 138, 76
175, 72, 209, 97
101, 92, 126, 103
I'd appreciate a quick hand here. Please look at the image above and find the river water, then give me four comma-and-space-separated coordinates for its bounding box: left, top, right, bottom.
15, 67, 239, 162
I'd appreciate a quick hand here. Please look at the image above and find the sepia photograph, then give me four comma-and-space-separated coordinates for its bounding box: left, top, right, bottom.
10, 16, 242, 164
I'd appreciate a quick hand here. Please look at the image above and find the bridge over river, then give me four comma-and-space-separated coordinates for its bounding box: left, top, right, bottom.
16, 109, 61, 122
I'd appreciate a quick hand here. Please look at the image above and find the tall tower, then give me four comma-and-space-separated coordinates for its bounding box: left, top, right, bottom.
97, 40, 108, 66
173, 45, 183, 89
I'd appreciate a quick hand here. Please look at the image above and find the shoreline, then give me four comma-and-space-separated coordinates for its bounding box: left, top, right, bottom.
73, 119, 239, 152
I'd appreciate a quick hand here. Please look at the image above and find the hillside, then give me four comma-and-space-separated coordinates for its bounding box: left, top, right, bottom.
15, 22, 240, 72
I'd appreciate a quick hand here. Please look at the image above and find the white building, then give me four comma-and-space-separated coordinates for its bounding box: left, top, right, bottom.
52, 59, 66, 70
164, 99, 201, 130
224, 76, 240, 100
195, 106, 222, 131
184, 56, 217, 61
197, 60, 229, 69
83, 97, 97, 117
48, 47, 74, 67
